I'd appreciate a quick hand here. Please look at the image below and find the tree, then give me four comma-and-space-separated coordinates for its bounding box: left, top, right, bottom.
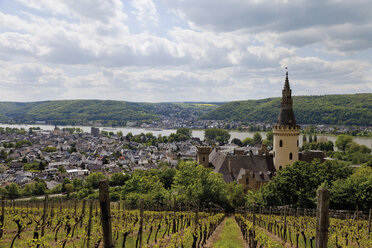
6, 183, 20, 199
126, 132, 133, 141
253, 133, 262, 145
33, 180, 46, 195
58, 165, 66, 173
204, 128, 230, 145
65, 184, 74, 195
109, 172, 129, 186
176, 128, 192, 139
335, 134, 353, 151
117, 131, 123, 137
266, 132, 273, 143
44, 146, 57, 153
85, 172, 106, 189
172, 161, 228, 208
331, 166, 372, 210
231, 138, 243, 147
260, 160, 353, 208
242, 137, 253, 146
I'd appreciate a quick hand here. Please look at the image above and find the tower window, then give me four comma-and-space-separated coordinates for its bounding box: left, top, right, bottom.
279, 140, 283, 147
279, 166, 282, 170
289, 152, 293, 160
202, 156, 205, 162
246, 178, 249, 184
297, 140, 299, 147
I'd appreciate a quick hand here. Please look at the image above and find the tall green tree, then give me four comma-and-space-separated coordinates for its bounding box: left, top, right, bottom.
253, 133, 262, 145
259, 160, 353, 208
204, 128, 230, 145
6, 183, 20, 199
176, 128, 192, 139
335, 134, 353, 151
331, 166, 372, 210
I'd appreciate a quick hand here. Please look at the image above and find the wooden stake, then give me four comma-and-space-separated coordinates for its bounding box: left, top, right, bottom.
315, 188, 330, 248
99, 180, 113, 248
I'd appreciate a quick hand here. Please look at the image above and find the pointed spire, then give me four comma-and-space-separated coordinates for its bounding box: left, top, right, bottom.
284, 71, 290, 91
277, 71, 296, 127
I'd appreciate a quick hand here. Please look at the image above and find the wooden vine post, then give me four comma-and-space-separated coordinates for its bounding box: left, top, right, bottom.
138, 199, 144, 248
315, 188, 330, 248
0, 196, 4, 238
368, 208, 371, 235
41, 195, 48, 237
86, 200, 93, 248
99, 180, 114, 248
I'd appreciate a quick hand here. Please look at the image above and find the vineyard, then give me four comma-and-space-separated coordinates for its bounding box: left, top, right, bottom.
0, 184, 371, 248
235, 207, 371, 248
0, 198, 224, 248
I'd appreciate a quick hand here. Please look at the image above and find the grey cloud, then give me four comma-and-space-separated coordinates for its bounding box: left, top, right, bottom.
165, 0, 372, 52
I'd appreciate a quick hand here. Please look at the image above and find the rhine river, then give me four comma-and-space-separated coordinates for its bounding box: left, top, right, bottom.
0, 124, 371, 149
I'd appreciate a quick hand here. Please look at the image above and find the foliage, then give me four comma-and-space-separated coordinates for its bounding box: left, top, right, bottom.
85, 172, 106, 189
204, 128, 230, 145
23, 161, 46, 171
302, 141, 334, 151
258, 160, 353, 208
5, 183, 20, 199
109, 172, 130, 186
335, 134, 353, 151
44, 146, 57, 153
176, 128, 192, 139
231, 138, 243, 147
202, 93, 372, 126
252, 133, 262, 145
331, 166, 372, 210
242, 137, 253, 146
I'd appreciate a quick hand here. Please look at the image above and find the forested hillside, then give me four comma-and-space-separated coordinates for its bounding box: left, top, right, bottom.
0, 100, 218, 126
202, 94, 372, 126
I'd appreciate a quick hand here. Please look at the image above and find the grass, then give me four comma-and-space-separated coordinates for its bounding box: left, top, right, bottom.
213, 217, 245, 248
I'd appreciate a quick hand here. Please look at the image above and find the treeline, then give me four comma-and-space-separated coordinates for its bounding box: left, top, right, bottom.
249, 161, 372, 211
202, 93, 372, 126
0, 100, 218, 126
1, 161, 245, 211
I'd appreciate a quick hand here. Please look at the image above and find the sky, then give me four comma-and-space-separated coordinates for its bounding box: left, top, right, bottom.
0, 0, 372, 102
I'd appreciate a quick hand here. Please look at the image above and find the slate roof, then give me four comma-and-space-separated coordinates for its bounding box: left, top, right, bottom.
210, 150, 276, 183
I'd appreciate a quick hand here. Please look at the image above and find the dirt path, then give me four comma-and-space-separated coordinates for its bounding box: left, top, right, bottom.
204, 215, 248, 248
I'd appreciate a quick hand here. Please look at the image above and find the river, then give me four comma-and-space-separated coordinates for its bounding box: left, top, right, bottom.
0, 123, 371, 149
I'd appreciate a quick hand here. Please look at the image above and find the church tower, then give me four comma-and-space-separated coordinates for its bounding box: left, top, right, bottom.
273, 72, 300, 170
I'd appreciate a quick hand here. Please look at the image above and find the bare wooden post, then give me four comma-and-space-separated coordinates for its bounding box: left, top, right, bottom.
368, 209, 371, 235
99, 180, 113, 248
80, 200, 86, 228
138, 199, 144, 248
315, 188, 330, 248
74, 199, 77, 216
86, 200, 93, 248
0, 197, 5, 238
41, 195, 48, 237
252, 204, 256, 227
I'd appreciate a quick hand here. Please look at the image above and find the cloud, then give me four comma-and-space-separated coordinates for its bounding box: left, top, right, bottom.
0, 0, 370, 102
130, 0, 159, 26
164, 0, 372, 53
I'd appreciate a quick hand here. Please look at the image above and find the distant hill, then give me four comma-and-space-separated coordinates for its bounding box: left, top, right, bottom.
0, 100, 219, 126
0, 94, 370, 126
201, 94, 372, 126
